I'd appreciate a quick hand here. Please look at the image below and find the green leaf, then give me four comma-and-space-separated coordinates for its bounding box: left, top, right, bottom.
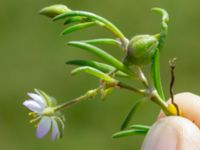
152, 7, 169, 50
150, 8, 168, 101
53, 11, 126, 39
61, 22, 96, 35
112, 129, 147, 139
64, 16, 86, 25
120, 100, 144, 130
150, 50, 165, 100
67, 41, 134, 76
66, 59, 129, 78
129, 124, 150, 131
71, 66, 117, 83
82, 38, 121, 47
152, 8, 169, 23
40, 4, 71, 18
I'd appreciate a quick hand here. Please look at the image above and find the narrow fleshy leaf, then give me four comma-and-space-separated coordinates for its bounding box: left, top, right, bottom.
82, 38, 121, 47
152, 7, 169, 50
66, 59, 129, 78
64, 16, 86, 25
149, 8, 168, 101
61, 22, 96, 35
71, 66, 117, 83
53, 11, 126, 39
120, 100, 144, 130
40, 4, 71, 18
150, 50, 165, 100
129, 124, 150, 131
112, 129, 147, 138
67, 41, 133, 76
152, 8, 169, 23
53, 11, 103, 22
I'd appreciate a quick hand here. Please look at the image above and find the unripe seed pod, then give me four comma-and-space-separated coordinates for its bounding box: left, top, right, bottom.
40, 4, 71, 18
124, 35, 159, 66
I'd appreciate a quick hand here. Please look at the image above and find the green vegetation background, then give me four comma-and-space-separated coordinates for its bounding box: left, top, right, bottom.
0, 0, 200, 150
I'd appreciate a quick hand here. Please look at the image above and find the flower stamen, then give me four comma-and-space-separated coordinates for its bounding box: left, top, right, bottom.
29, 116, 41, 124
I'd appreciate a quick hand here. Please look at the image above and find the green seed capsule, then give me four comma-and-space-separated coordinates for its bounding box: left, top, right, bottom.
124, 35, 159, 66
40, 4, 71, 18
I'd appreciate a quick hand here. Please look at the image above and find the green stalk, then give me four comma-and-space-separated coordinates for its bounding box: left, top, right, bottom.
151, 50, 165, 100
54, 88, 99, 111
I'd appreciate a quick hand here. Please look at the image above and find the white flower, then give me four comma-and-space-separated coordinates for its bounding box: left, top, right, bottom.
23, 89, 65, 140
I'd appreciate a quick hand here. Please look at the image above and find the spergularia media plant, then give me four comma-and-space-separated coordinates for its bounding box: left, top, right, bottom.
23, 4, 181, 143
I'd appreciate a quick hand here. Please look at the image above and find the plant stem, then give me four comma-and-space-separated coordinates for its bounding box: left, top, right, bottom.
54, 81, 172, 116
117, 82, 146, 95
150, 90, 172, 116
136, 67, 149, 88
54, 88, 99, 111
118, 82, 172, 116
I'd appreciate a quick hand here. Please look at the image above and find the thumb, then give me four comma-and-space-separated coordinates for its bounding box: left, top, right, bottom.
141, 116, 200, 150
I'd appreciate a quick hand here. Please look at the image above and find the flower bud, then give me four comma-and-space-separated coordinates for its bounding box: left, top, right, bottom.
124, 35, 159, 66
40, 4, 71, 18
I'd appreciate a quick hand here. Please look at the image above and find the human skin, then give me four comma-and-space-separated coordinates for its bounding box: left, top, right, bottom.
141, 92, 200, 150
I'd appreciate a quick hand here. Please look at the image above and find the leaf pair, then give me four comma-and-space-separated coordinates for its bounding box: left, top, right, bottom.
66, 60, 128, 78
112, 98, 149, 139
67, 41, 135, 77
53, 10, 126, 39
112, 124, 150, 138
61, 22, 96, 35
120, 99, 145, 130
66, 41, 134, 83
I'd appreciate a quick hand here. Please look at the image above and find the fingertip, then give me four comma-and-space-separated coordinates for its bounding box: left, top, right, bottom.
141, 116, 200, 150
159, 92, 200, 128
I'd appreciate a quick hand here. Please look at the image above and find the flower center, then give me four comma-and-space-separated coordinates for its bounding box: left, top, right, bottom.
42, 107, 55, 116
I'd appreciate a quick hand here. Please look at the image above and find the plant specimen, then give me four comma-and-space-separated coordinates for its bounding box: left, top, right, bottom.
23, 3, 183, 147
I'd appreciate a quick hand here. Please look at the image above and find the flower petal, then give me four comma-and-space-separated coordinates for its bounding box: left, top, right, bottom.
51, 118, 60, 140
37, 116, 51, 139
55, 116, 65, 138
28, 93, 47, 106
23, 100, 44, 113
34, 89, 51, 107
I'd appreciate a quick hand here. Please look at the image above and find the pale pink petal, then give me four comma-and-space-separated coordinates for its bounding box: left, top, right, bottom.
28, 93, 47, 106
23, 100, 43, 113
37, 116, 51, 139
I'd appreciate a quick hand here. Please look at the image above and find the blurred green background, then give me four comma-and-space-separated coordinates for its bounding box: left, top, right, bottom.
1, 0, 200, 150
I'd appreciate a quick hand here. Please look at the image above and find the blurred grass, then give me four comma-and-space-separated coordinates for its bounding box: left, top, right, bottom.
0, 0, 200, 150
